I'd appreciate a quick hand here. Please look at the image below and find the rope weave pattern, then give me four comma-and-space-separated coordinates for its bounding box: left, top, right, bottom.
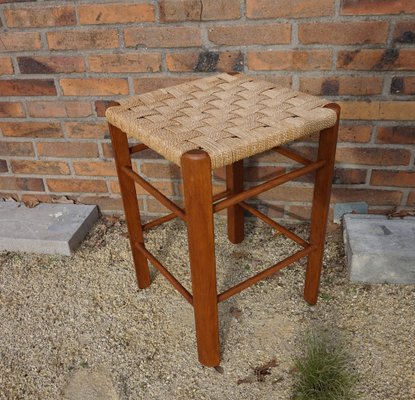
106, 73, 337, 169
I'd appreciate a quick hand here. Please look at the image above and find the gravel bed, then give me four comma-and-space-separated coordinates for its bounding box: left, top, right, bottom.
0, 216, 414, 399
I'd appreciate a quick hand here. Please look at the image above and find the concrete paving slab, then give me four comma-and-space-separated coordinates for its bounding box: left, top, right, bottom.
0, 202, 98, 255
343, 214, 415, 284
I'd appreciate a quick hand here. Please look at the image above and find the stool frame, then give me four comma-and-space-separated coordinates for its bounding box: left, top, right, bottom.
108, 103, 340, 367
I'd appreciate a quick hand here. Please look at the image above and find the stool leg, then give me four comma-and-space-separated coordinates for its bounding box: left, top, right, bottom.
304, 104, 340, 305
109, 124, 151, 289
226, 160, 244, 244
181, 150, 220, 367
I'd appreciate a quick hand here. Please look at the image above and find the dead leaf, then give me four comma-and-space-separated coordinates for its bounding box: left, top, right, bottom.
52, 196, 75, 204
23, 198, 40, 208
254, 359, 277, 382
231, 251, 249, 260
388, 210, 415, 219
229, 306, 243, 320
214, 366, 224, 374
104, 215, 120, 227
237, 376, 254, 385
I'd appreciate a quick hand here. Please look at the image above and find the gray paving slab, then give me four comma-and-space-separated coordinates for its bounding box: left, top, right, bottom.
343, 214, 415, 284
0, 202, 98, 255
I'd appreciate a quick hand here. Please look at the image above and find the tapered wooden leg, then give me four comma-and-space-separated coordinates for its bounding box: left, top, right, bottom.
109, 124, 151, 289
181, 150, 220, 367
226, 160, 244, 244
304, 104, 340, 305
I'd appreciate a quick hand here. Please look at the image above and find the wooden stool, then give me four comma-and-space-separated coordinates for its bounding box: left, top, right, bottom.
106, 73, 340, 367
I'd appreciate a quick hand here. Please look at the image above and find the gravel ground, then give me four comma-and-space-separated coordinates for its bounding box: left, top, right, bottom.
0, 216, 414, 399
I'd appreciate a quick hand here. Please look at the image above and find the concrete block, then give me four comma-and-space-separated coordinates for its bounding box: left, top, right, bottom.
0, 202, 98, 255
343, 214, 415, 284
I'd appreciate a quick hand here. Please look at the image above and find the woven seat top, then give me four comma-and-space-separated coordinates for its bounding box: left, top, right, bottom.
106, 73, 337, 169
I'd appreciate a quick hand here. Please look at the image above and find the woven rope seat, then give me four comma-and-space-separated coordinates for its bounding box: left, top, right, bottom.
106, 73, 337, 169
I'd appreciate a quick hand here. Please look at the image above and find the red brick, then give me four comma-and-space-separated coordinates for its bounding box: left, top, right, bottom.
208, 24, 290, 46
0, 32, 41, 51
166, 51, 243, 72
247, 0, 334, 18
27, 101, 92, 118
248, 50, 332, 71
78, 195, 124, 212
47, 179, 108, 193
134, 77, 196, 94
110, 179, 174, 196
0, 58, 13, 75
335, 147, 411, 166
333, 168, 367, 184
371, 170, 415, 187
408, 192, 415, 206
160, 0, 240, 21
252, 74, 293, 88
95, 101, 120, 117
299, 21, 388, 45
4, 5, 75, 27
88, 54, 161, 73
73, 161, 117, 177
79, 2, 154, 24
258, 185, 314, 202
0, 177, 44, 191
376, 126, 415, 144
331, 188, 402, 205
0, 142, 34, 157
341, 0, 415, 15
0, 159, 7, 173
245, 166, 286, 182
391, 76, 415, 95
124, 27, 201, 48
300, 76, 383, 96
0, 122, 62, 138
337, 49, 415, 70
338, 125, 372, 143
287, 205, 311, 221
37, 142, 99, 158
140, 162, 181, 180
65, 122, 109, 139
0, 79, 56, 96
11, 160, 70, 175
60, 78, 129, 96
47, 29, 119, 50
0, 102, 25, 118
338, 100, 415, 120
394, 20, 415, 43
18, 56, 85, 74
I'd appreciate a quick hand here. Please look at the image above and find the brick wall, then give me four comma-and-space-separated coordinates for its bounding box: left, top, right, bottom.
0, 0, 414, 220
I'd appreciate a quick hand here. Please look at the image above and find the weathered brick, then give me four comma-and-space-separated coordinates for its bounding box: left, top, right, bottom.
371, 170, 415, 187
248, 50, 332, 71
37, 142, 99, 158
47, 29, 119, 50
341, 0, 415, 15
78, 195, 124, 212
0, 159, 7, 173
88, 54, 161, 73
208, 24, 291, 46
0, 32, 41, 51
0, 102, 25, 118
258, 185, 314, 202
333, 168, 367, 184
331, 188, 402, 205
124, 27, 201, 48
60, 78, 129, 96
338, 125, 372, 143
79, 2, 154, 24
287, 205, 312, 221
4, 5, 75, 28
0, 58, 13, 74
338, 100, 415, 120
65, 122, 109, 139
300, 76, 383, 96
394, 20, 415, 43
73, 161, 117, 177
11, 160, 70, 175
160, 0, 240, 21
47, 179, 108, 193
0, 122, 62, 138
110, 179, 174, 196
0, 177, 44, 191
166, 51, 243, 72
18, 56, 85, 74
134, 77, 196, 94
0, 142, 34, 157
376, 126, 415, 144
27, 101, 92, 118
408, 192, 415, 206
337, 49, 415, 70
299, 21, 388, 45
247, 0, 334, 19
335, 147, 411, 166
140, 162, 181, 180
95, 100, 120, 117
0, 79, 56, 96
390, 76, 415, 95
